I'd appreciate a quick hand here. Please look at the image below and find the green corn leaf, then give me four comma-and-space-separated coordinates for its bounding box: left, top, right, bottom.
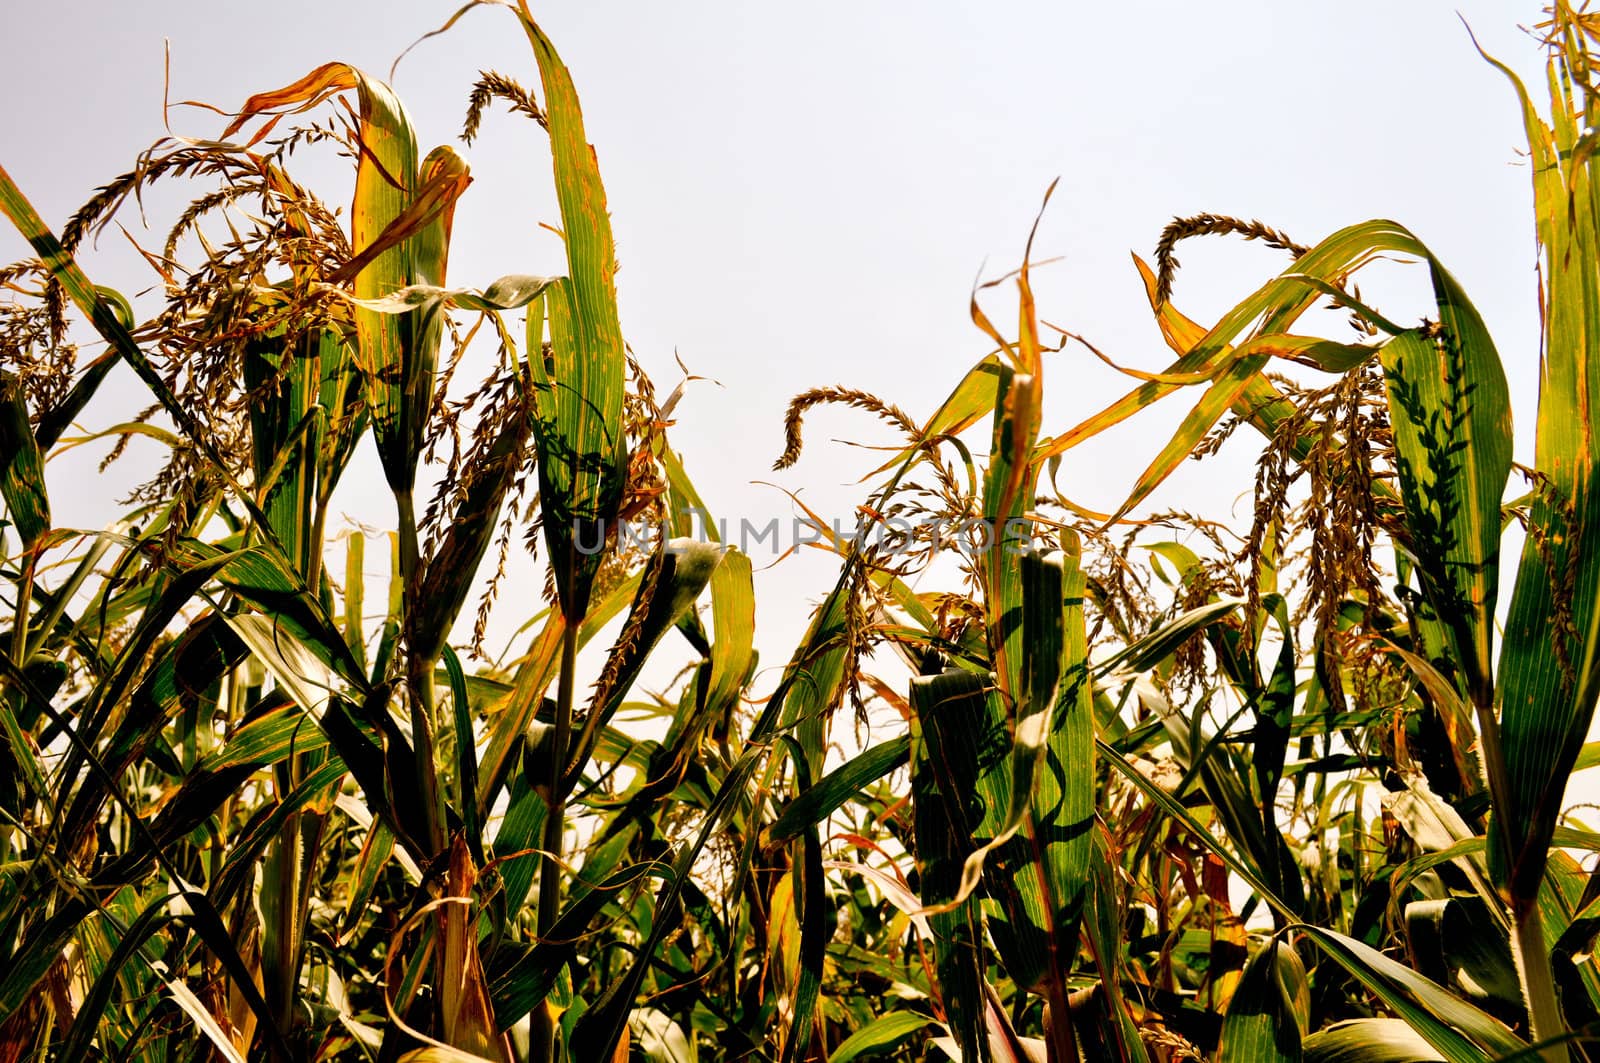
593, 549, 755, 823
1483, 30, 1600, 909
939, 358, 1083, 1013
0, 682, 46, 817
764, 576, 853, 789
490, 769, 548, 917
862, 354, 1004, 476
1017, 540, 1096, 991
0, 371, 48, 549
1106, 349, 1271, 525
1081, 837, 1153, 1063
1302, 1020, 1446, 1063
1095, 597, 1241, 678
200, 701, 327, 771
198, 543, 369, 694
17, 520, 112, 670
979, 363, 1036, 722
312, 329, 368, 503
975, 546, 1094, 1003
339, 819, 399, 943
910, 667, 995, 1063
1403, 896, 1521, 1022
777, 735, 828, 1063
244, 322, 341, 574
1052, 221, 1508, 524
211, 757, 346, 909
242, 320, 365, 577
1095, 333, 1378, 527
704, 544, 756, 720
1217, 939, 1307, 1062
393, 143, 464, 480
370, 530, 403, 685
515, 8, 628, 623
1541, 850, 1600, 1034
1385, 772, 1498, 916
1254, 595, 1297, 820
479, 665, 559, 824
99, 612, 247, 779
442, 645, 483, 857
344, 531, 368, 674
1379, 318, 1511, 713
767, 735, 909, 846
660, 440, 716, 540
1145, 540, 1204, 586
1295, 925, 1525, 1061
324, 687, 435, 864
826, 1012, 935, 1063
1129, 254, 1315, 456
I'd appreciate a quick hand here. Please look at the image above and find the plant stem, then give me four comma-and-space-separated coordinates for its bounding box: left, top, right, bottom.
1513, 899, 1569, 1062
533, 619, 578, 1063
267, 806, 301, 1063
9, 546, 35, 669
396, 488, 445, 855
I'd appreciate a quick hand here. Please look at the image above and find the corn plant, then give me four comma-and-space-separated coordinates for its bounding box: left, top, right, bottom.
1056, 5, 1600, 1056
15, 2, 1600, 1063
755, 5, 1600, 1062
0, 5, 776, 1061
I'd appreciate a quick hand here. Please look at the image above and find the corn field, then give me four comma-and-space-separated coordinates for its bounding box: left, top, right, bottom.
7, 2, 1600, 1061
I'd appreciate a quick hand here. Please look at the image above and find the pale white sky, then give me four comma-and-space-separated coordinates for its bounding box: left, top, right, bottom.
0, 2, 1558, 682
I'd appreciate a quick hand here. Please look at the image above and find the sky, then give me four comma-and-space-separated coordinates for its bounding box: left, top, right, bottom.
0, 3, 1562, 690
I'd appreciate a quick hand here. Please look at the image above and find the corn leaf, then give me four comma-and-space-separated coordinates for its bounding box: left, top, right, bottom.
0, 371, 48, 549
1217, 940, 1306, 1062
767, 735, 909, 845
1296, 926, 1524, 1061
516, 8, 628, 623
1379, 315, 1511, 714
910, 667, 997, 1063
1050, 221, 1504, 523
225, 64, 467, 495
1483, 31, 1600, 906
1301, 1020, 1445, 1063
826, 1012, 936, 1063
